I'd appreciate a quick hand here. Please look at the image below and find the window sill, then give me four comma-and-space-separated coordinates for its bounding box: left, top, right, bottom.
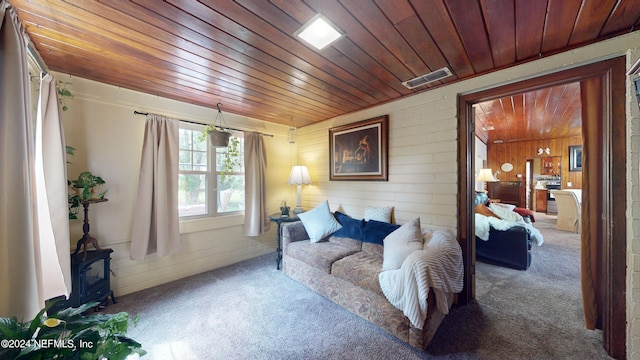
179, 213, 244, 234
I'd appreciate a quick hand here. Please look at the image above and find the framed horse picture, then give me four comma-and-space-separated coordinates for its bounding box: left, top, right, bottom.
329, 115, 388, 181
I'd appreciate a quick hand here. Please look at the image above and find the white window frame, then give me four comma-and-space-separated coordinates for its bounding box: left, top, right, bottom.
178, 122, 244, 220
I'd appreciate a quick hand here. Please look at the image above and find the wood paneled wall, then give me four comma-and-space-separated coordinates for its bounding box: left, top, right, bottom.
486, 136, 583, 188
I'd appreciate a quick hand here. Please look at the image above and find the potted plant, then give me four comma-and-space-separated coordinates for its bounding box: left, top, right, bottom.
280, 201, 290, 217
0, 301, 145, 359
198, 102, 234, 147
71, 171, 107, 201
201, 123, 232, 147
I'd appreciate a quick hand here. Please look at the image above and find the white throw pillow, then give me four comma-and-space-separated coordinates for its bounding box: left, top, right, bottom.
382, 217, 424, 270
491, 202, 516, 211
488, 203, 523, 222
364, 206, 393, 223
297, 200, 342, 243
421, 228, 433, 247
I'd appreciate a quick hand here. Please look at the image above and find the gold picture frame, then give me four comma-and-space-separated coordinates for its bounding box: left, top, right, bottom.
329, 115, 389, 181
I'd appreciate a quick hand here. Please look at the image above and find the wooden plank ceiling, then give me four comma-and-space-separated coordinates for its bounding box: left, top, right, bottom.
9, 0, 640, 128
474, 82, 583, 144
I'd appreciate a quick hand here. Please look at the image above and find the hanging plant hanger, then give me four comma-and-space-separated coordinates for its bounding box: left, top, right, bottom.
201, 102, 232, 147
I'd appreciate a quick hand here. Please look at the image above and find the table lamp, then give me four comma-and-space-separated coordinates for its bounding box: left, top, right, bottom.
287, 165, 312, 214
476, 168, 498, 192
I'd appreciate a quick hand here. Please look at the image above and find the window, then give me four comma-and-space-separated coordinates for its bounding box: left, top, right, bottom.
178, 123, 244, 218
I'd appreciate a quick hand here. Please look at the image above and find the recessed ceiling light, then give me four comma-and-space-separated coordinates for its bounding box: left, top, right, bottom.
482, 125, 495, 131
295, 14, 344, 50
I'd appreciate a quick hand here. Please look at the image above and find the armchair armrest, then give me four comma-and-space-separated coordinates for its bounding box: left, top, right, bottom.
476, 225, 532, 270
281, 221, 309, 249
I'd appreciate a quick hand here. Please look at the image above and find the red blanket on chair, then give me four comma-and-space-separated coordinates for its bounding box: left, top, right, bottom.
513, 207, 535, 222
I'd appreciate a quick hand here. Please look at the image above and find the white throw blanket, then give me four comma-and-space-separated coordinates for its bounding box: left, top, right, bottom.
475, 213, 544, 246
378, 231, 463, 329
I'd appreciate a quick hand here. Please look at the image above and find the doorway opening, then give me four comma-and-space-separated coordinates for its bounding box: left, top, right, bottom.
457, 57, 627, 359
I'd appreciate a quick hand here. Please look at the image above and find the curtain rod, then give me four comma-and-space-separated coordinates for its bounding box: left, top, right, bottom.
133, 110, 273, 137
26, 43, 48, 75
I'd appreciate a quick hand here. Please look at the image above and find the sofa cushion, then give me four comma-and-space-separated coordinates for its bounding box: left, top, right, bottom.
364, 205, 393, 222
328, 236, 363, 252
286, 240, 360, 274
362, 242, 383, 257
382, 218, 423, 270
332, 252, 384, 295
332, 211, 365, 241
298, 200, 342, 243
362, 220, 400, 245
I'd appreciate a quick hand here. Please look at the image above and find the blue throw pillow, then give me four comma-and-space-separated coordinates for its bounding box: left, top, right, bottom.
332, 211, 365, 241
362, 220, 400, 245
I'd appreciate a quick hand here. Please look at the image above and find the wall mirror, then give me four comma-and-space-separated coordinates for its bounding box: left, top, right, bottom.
569, 145, 583, 172
501, 162, 514, 172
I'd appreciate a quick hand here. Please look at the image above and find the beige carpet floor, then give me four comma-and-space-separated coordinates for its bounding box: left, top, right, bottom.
105, 213, 614, 359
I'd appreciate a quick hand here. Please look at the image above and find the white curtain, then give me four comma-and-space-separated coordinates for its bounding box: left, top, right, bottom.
1, 1, 70, 319
244, 132, 269, 236
130, 114, 180, 260
34, 74, 71, 302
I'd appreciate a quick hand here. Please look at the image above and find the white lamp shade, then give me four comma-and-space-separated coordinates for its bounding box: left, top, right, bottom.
287, 165, 312, 185
476, 168, 498, 182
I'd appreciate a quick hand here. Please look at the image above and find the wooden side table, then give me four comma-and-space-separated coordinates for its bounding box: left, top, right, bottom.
269, 213, 300, 270
74, 198, 109, 260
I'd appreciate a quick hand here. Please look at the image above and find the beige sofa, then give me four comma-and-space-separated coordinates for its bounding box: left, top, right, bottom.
281, 220, 456, 350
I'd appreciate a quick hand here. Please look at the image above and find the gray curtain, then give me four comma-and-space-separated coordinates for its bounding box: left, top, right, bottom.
0, 1, 71, 318
244, 132, 269, 236
130, 114, 180, 260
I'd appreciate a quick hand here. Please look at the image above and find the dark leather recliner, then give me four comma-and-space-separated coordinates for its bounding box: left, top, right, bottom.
474, 192, 532, 270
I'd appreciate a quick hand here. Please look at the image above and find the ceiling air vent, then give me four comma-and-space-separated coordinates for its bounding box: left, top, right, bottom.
402, 67, 453, 89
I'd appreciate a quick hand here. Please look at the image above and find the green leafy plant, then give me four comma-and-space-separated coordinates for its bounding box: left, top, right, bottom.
68, 172, 108, 218
68, 194, 82, 220
57, 81, 74, 112
65, 146, 80, 219
0, 301, 145, 360
65, 146, 75, 162
218, 136, 240, 186
198, 122, 241, 191
71, 171, 105, 190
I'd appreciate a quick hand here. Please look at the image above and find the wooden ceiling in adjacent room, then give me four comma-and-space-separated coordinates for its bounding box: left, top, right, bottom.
9, 0, 640, 126
474, 82, 583, 144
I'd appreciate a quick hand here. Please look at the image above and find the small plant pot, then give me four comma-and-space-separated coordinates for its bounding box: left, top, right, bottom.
280, 206, 290, 217
208, 131, 231, 147
75, 187, 84, 196
90, 187, 101, 199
